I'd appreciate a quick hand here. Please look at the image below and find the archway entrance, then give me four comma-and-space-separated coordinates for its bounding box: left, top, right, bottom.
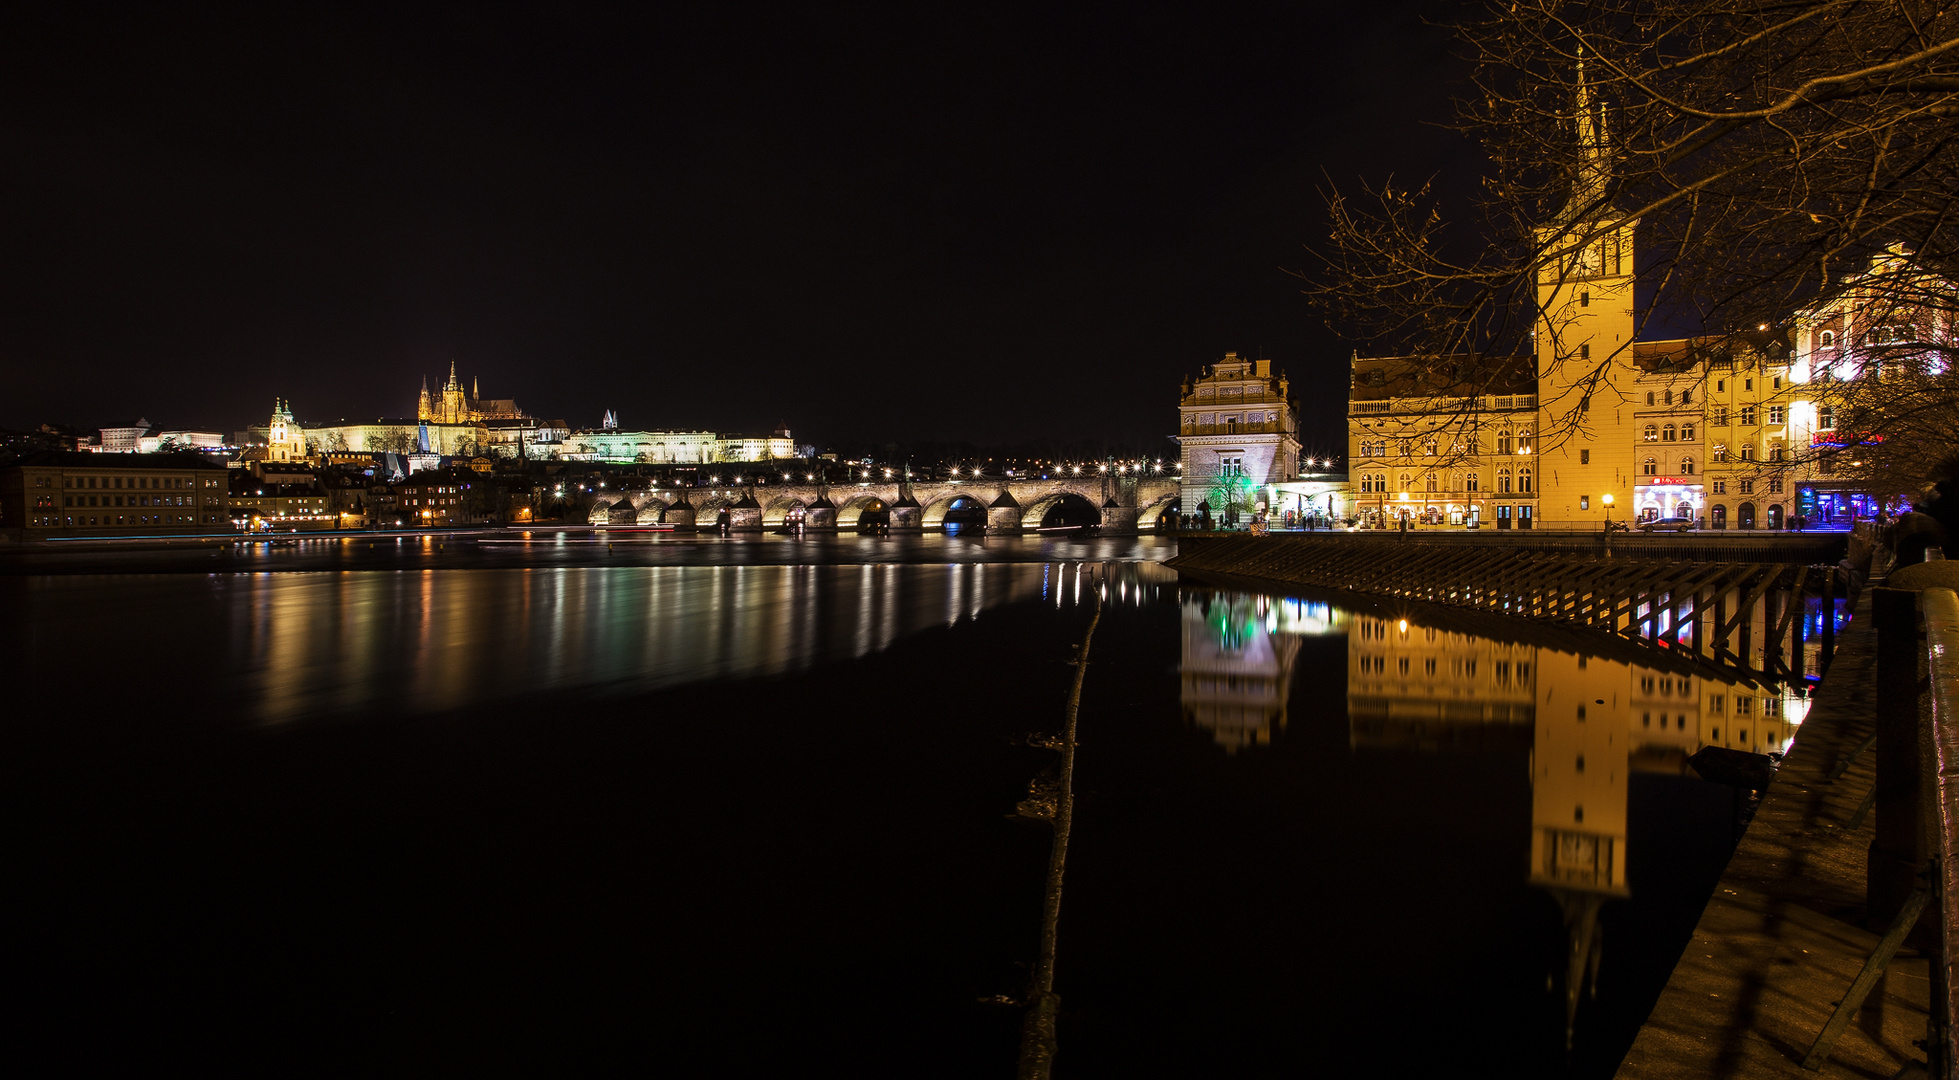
1738, 502, 1757, 529
1767, 504, 1783, 529
1711, 504, 1727, 529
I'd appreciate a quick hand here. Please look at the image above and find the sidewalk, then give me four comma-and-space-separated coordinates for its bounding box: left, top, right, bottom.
1616, 587, 1932, 1078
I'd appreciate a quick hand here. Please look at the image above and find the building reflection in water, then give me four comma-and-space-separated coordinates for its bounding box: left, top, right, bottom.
1182, 590, 1810, 1046
219, 561, 1178, 725
1178, 594, 1343, 752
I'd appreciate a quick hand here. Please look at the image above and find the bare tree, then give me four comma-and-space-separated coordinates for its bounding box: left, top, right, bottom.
1305, 0, 1959, 473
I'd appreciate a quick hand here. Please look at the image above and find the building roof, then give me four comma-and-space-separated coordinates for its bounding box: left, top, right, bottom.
4, 450, 228, 470
1349, 351, 1535, 401
1629, 328, 1795, 372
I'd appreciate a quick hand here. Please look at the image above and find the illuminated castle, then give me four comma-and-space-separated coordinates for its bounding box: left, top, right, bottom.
417, 361, 527, 425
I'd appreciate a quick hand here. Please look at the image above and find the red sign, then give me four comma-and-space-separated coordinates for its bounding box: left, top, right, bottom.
1640, 477, 1697, 487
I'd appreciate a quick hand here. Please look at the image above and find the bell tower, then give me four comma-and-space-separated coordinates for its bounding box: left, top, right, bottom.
1535, 54, 1638, 527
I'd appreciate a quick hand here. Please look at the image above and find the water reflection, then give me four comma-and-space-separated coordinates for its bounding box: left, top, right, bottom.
1180, 589, 1811, 1051
15, 562, 1179, 725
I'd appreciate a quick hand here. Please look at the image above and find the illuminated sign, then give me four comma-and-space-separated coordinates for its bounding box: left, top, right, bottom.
1638, 477, 1700, 487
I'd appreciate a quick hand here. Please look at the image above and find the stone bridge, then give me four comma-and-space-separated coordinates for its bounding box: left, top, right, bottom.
587, 477, 1181, 534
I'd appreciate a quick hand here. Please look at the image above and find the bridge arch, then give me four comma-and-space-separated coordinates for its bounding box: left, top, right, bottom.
921, 491, 991, 531
835, 493, 888, 528
762, 495, 807, 527
1019, 492, 1103, 531
1135, 493, 1180, 530
635, 496, 673, 525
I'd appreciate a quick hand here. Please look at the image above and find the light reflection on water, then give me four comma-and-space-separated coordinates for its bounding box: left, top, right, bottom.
1178, 588, 1810, 1057
34, 562, 1176, 724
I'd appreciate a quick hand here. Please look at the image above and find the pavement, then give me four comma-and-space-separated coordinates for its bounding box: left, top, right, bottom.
1616, 585, 1934, 1079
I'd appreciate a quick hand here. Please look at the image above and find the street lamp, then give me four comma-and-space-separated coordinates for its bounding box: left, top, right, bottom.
1602, 492, 1615, 532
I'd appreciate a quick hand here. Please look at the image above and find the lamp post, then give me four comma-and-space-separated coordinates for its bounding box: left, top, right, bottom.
1602, 492, 1615, 533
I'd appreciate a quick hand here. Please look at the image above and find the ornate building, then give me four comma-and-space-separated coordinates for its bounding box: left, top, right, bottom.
265, 398, 310, 464
1175, 352, 1300, 525
418, 362, 527, 425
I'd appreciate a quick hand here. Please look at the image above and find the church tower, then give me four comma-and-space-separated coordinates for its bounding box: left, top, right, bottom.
441, 360, 465, 424
417, 375, 433, 422
1535, 55, 1638, 527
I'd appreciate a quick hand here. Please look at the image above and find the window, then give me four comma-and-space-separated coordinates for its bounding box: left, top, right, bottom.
1767, 405, 1784, 424
1820, 329, 1835, 348
1218, 456, 1244, 477
1713, 444, 1729, 462
1712, 479, 1727, 494
1398, 472, 1412, 491
1580, 291, 1590, 307
1498, 469, 1512, 493
1643, 456, 1658, 476
1740, 444, 1756, 461
1643, 424, 1659, 441
1425, 473, 1439, 492
1714, 406, 1730, 425
1739, 478, 1755, 494
1769, 477, 1784, 494
1773, 376, 1783, 390
1680, 457, 1695, 474
1580, 449, 1590, 465
1465, 473, 1479, 492
1745, 378, 1754, 391
1741, 405, 1757, 424
1497, 431, 1513, 454
1646, 392, 1655, 406
1581, 495, 1591, 510
1580, 344, 1591, 359
1768, 445, 1784, 462
1663, 423, 1677, 441
1820, 405, 1835, 428
1681, 422, 1696, 440
1664, 389, 1674, 405
1681, 389, 1692, 405
1518, 467, 1533, 493
1716, 379, 1726, 393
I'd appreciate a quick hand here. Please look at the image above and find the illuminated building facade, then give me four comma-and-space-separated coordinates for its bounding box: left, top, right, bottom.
418, 362, 527, 426
559, 426, 798, 464
1, 451, 231, 537
1346, 354, 1539, 529
1175, 352, 1301, 525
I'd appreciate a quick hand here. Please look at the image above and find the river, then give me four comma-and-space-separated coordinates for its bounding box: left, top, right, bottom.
3, 532, 1798, 1075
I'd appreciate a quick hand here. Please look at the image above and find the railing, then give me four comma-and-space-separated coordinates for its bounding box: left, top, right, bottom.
1933, 586, 1959, 1079
1811, 575, 1959, 1075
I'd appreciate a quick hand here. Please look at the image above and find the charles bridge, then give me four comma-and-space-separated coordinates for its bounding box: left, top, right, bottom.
586, 475, 1182, 534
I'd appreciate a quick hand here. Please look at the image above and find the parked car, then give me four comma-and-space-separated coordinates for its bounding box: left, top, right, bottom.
1638, 516, 1699, 533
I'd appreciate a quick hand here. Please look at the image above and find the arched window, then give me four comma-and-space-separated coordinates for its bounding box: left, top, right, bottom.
1679, 457, 1695, 475
1497, 430, 1513, 454
1664, 389, 1674, 405
1643, 424, 1659, 441
1739, 444, 1756, 461
1497, 469, 1512, 494
1646, 392, 1656, 406
1643, 456, 1658, 476
1424, 472, 1439, 493
1681, 389, 1692, 405
1465, 472, 1480, 492
1398, 472, 1412, 491
1681, 421, 1696, 441
1820, 329, 1836, 348
1663, 423, 1677, 441
1517, 429, 1533, 454
1712, 444, 1729, 462
1518, 467, 1533, 493
1423, 438, 1438, 456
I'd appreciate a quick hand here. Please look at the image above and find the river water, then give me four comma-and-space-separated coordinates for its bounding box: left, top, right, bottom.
4, 532, 1800, 1074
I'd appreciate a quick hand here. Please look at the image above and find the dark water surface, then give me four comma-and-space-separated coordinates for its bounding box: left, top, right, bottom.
3, 542, 1798, 1074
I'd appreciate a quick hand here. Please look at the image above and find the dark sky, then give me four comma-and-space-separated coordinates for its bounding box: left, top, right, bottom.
0, 2, 1474, 452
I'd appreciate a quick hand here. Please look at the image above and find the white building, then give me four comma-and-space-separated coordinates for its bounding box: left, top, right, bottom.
1176, 352, 1300, 525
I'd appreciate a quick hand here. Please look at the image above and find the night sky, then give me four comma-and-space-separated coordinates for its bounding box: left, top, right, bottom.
0, 2, 1472, 451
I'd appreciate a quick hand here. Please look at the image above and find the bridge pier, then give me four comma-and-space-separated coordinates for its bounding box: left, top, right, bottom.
1100, 500, 1139, 536
989, 492, 1023, 535
804, 496, 836, 531
727, 494, 763, 531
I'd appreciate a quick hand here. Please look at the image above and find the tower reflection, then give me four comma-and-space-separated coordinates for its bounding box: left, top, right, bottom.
1181, 590, 1809, 1046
